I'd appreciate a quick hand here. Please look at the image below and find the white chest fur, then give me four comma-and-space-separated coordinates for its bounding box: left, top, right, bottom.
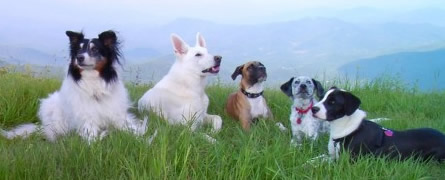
246, 82, 269, 118
248, 97, 269, 118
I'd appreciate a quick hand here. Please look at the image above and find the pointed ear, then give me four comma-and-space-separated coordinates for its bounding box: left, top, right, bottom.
171, 34, 189, 56
343, 91, 361, 116
312, 79, 325, 99
195, 32, 206, 48
280, 77, 294, 97
231, 64, 244, 80
65, 31, 84, 44
98, 30, 117, 47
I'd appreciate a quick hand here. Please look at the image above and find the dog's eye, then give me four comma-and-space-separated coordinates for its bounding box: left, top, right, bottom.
295, 81, 300, 84
306, 80, 311, 84
91, 47, 98, 53
195, 53, 202, 57
329, 100, 335, 105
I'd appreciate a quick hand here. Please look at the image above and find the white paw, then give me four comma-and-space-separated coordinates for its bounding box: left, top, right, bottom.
275, 122, 288, 132
202, 133, 217, 144
304, 154, 333, 167
290, 139, 302, 147
369, 118, 391, 123
146, 129, 158, 145
136, 117, 148, 136
211, 115, 222, 133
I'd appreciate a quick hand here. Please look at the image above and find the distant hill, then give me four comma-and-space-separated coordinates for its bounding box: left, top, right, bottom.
120, 18, 445, 82
2, 17, 445, 83
340, 49, 445, 90
0, 45, 67, 66
122, 48, 161, 64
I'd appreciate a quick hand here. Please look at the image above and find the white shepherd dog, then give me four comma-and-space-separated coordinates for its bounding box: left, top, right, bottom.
138, 33, 223, 134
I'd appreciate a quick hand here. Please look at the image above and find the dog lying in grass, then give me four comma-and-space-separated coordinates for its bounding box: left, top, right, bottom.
312, 87, 445, 161
1, 30, 149, 143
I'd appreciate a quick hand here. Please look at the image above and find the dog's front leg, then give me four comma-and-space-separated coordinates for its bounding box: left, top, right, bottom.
124, 116, 148, 136
290, 131, 303, 147
79, 122, 100, 143
204, 114, 222, 132
328, 138, 340, 160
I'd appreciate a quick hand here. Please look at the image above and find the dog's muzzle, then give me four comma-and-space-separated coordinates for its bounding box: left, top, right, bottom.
202, 56, 222, 74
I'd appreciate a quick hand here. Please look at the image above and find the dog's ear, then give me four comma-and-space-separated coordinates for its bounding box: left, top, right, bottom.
231, 64, 244, 80
343, 91, 361, 116
171, 34, 189, 56
98, 30, 117, 47
195, 32, 206, 48
280, 77, 294, 97
65, 31, 84, 44
312, 79, 325, 99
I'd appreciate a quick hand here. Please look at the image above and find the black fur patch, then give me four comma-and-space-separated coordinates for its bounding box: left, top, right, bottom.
280, 77, 294, 97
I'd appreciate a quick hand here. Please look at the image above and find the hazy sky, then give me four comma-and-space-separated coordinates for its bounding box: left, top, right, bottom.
1, 0, 444, 52
1, 0, 444, 25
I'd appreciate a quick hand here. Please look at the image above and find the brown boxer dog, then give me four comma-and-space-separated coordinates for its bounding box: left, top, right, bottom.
226, 61, 273, 131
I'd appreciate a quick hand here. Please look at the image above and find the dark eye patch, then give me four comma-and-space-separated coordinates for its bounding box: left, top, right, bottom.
195, 53, 202, 57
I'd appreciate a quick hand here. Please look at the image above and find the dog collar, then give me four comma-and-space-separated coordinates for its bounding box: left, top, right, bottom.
295, 101, 313, 124
241, 88, 263, 98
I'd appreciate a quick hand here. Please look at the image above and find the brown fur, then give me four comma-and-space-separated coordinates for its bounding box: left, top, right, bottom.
225, 61, 272, 131
94, 58, 108, 72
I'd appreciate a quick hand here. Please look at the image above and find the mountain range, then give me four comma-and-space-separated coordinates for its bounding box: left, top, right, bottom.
1, 8, 445, 90
340, 49, 445, 91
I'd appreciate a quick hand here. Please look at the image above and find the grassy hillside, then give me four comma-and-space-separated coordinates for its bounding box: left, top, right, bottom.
1, 71, 445, 179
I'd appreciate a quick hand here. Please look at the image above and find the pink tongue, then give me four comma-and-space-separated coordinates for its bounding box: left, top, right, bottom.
212, 66, 220, 71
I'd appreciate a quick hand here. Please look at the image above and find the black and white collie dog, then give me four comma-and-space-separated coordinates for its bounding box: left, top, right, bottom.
312, 87, 445, 161
1, 30, 148, 142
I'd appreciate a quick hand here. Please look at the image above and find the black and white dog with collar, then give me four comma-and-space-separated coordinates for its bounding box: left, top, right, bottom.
312, 87, 445, 161
280, 76, 328, 145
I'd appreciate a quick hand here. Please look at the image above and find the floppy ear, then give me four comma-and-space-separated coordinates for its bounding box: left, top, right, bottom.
195, 32, 206, 48
171, 34, 189, 56
98, 30, 117, 47
312, 79, 325, 99
280, 77, 294, 97
343, 91, 361, 116
231, 64, 244, 80
65, 31, 84, 44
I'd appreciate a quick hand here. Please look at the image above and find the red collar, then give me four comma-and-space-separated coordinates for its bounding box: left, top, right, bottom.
295, 101, 313, 114
295, 101, 313, 125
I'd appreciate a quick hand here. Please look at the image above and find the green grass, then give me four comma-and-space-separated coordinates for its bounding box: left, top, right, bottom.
1, 71, 445, 179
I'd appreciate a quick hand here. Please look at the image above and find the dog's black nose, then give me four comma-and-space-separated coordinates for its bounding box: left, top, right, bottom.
301, 84, 307, 89
76, 55, 85, 63
311, 107, 320, 114
214, 55, 222, 64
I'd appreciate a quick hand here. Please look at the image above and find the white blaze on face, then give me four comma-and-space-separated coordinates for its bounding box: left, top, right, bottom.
313, 89, 335, 120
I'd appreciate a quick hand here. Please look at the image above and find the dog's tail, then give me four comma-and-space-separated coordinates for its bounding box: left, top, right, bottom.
0, 123, 39, 139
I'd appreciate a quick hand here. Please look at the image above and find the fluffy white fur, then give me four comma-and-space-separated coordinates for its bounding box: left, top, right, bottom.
1, 67, 147, 143
138, 33, 222, 132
